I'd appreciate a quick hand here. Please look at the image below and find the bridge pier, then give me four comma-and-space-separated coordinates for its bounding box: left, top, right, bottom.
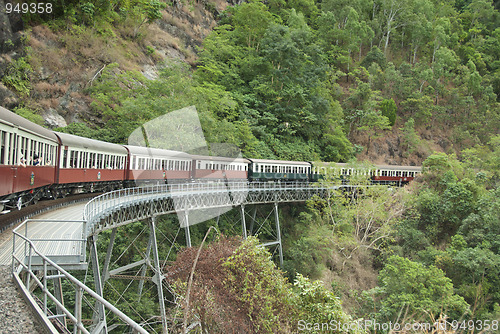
149, 216, 168, 334
274, 202, 283, 267
101, 228, 117, 284
241, 203, 283, 267
240, 205, 247, 239
88, 235, 107, 333
182, 211, 192, 248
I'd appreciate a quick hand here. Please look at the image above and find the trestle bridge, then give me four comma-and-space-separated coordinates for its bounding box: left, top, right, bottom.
4, 181, 345, 333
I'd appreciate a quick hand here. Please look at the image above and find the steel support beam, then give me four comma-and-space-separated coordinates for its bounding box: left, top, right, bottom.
138, 231, 153, 301
149, 216, 168, 334
74, 287, 83, 334
52, 271, 67, 328
101, 228, 116, 283
240, 205, 247, 239
89, 235, 107, 333
183, 211, 191, 248
274, 202, 283, 267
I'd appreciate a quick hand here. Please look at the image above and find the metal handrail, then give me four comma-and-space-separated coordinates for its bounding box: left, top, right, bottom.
12, 224, 148, 334
83, 181, 326, 237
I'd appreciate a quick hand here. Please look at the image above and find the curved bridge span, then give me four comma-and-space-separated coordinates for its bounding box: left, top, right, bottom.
84, 182, 337, 237
12, 181, 345, 334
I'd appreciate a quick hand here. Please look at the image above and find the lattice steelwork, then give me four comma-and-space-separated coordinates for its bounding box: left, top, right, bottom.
84, 182, 341, 237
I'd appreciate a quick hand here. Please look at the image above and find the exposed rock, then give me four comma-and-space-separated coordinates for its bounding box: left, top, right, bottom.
0, 82, 18, 109
42, 108, 67, 128
437, 137, 451, 151
142, 64, 159, 80
0, 0, 23, 53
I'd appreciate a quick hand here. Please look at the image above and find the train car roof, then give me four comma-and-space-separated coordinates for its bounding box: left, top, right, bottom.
55, 132, 127, 154
314, 161, 422, 171
375, 164, 422, 171
0, 106, 58, 142
124, 145, 191, 159
191, 154, 250, 163
250, 158, 311, 166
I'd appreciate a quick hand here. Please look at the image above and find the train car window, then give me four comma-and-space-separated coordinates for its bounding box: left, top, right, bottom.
76, 151, 81, 168
0, 130, 5, 165
62, 149, 67, 168
79, 151, 84, 169
175, 161, 179, 170
8, 133, 16, 165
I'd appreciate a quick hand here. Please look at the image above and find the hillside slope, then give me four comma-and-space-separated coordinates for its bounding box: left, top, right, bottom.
1, 0, 499, 165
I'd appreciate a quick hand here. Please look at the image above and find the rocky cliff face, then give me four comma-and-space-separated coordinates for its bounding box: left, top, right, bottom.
0, 0, 225, 127
0, 0, 24, 109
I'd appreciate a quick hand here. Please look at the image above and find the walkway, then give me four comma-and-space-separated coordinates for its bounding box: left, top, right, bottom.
0, 202, 86, 266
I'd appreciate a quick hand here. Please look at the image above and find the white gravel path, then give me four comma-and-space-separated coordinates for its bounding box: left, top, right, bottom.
0, 265, 44, 333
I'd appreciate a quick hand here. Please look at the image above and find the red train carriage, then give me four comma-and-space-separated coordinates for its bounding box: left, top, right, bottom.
54, 132, 128, 196
124, 146, 192, 185
372, 165, 422, 184
312, 162, 422, 184
191, 155, 249, 180
0, 107, 59, 210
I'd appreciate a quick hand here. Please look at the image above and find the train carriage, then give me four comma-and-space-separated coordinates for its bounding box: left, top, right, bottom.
191, 155, 249, 180
248, 159, 312, 181
0, 107, 59, 210
125, 146, 192, 185
0, 106, 425, 214
312, 161, 421, 185
54, 132, 128, 195
372, 165, 422, 184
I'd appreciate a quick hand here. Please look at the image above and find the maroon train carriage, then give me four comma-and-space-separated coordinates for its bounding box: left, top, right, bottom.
54, 132, 128, 196
124, 146, 192, 185
372, 164, 422, 184
191, 155, 250, 181
0, 107, 59, 211
312, 162, 422, 184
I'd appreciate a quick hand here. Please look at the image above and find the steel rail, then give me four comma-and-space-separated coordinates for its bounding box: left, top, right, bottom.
12, 223, 149, 334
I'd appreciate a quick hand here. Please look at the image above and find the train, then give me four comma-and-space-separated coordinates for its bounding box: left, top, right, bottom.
0, 106, 422, 213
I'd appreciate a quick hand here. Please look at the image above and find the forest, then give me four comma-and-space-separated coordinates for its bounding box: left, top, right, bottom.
2, 0, 499, 332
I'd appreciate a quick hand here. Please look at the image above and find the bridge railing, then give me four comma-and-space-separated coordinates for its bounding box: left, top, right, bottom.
83, 181, 325, 235
12, 221, 148, 334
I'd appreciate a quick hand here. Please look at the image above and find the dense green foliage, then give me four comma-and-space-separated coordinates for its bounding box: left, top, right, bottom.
46, 0, 498, 161
167, 236, 361, 333
16, 0, 500, 331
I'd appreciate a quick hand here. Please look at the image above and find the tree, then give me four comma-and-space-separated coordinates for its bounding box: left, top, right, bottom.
379, 0, 412, 54
371, 255, 469, 321
360, 46, 387, 70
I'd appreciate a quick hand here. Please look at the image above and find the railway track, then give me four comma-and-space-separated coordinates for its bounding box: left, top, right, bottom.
0, 193, 100, 235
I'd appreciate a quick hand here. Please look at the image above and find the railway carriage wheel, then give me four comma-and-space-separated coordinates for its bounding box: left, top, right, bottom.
17, 197, 23, 210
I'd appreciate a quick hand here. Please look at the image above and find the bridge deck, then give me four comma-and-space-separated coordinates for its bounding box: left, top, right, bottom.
0, 202, 86, 266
